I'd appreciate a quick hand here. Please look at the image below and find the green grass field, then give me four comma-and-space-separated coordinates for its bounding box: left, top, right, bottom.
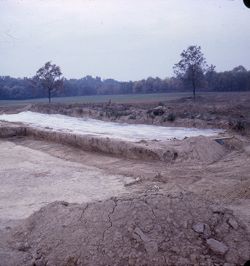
0, 91, 243, 106
0, 92, 205, 106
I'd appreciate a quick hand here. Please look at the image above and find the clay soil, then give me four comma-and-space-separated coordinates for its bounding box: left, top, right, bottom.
0, 92, 250, 266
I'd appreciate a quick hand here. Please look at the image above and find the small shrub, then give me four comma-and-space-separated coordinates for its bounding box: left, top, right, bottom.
129, 114, 136, 120
153, 108, 164, 116
105, 108, 119, 118
230, 119, 246, 131
77, 108, 83, 115
167, 113, 176, 122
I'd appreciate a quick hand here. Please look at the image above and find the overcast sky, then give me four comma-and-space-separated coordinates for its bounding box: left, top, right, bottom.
0, 0, 249, 81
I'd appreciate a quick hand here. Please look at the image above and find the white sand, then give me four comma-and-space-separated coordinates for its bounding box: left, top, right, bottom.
0, 111, 222, 141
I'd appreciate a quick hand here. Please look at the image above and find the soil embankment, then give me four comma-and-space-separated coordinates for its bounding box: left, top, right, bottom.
0, 120, 226, 163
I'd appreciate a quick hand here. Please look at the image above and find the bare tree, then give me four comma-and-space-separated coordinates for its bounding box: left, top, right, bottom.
173, 45, 209, 99
34, 61, 63, 103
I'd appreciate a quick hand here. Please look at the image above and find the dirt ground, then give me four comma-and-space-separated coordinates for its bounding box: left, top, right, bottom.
0, 139, 138, 228
0, 93, 250, 266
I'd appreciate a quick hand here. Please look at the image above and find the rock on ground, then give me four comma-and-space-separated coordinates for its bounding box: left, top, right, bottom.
206, 238, 229, 255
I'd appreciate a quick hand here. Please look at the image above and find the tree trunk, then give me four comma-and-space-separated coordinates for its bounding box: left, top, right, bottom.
192, 79, 196, 101
48, 88, 51, 103
191, 67, 196, 101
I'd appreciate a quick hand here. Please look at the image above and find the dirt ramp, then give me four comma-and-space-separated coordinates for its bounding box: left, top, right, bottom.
4, 194, 250, 266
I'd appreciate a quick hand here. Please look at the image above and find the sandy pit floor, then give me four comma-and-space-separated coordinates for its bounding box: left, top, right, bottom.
0, 140, 136, 228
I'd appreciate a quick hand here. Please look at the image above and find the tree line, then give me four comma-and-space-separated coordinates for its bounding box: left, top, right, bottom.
1, 46, 250, 101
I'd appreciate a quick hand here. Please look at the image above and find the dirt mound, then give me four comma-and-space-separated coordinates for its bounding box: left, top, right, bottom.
2, 193, 249, 266
157, 136, 227, 164
176, 136, 227, 164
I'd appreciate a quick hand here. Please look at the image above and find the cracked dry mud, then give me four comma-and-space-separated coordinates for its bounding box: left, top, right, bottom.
1, 194, 250, 266
0, 119, 250, 265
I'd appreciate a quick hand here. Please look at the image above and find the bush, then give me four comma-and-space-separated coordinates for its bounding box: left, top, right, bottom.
129, 114, 136, 120
229, 119, 246, 131
167, 113, 176, 122
153, 108, 164, 116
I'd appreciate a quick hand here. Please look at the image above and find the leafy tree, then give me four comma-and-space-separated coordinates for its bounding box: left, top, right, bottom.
232, 65, 247, 73
1, 65, 250, 100
173, 45, 209, 99
34, 61, 63, 103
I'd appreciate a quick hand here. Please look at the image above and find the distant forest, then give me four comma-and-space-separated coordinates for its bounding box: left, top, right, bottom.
0, 65, 250, 100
